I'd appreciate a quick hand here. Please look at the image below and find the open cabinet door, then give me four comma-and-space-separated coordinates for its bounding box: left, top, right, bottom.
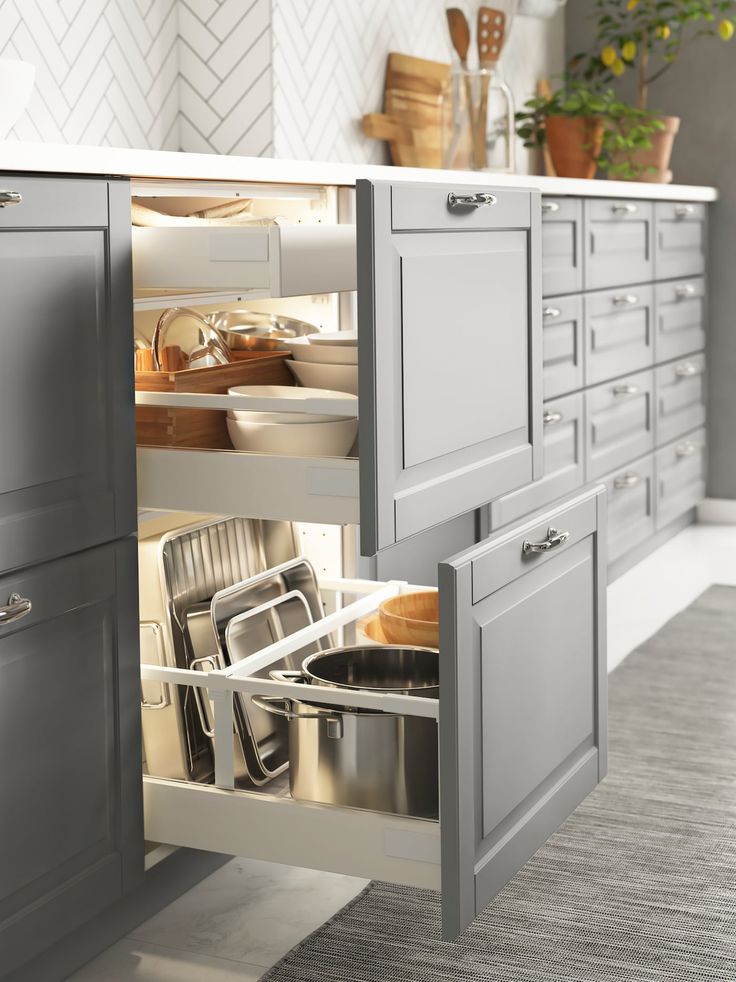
438, 486, 607, 939
357, 179, 542, 555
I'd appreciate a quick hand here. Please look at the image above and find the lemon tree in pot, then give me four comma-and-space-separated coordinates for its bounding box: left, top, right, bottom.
516, 79, 663, 179
572, 0, 736, 181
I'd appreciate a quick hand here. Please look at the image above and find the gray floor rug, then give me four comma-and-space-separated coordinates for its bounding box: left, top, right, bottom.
261, 585, 736, 982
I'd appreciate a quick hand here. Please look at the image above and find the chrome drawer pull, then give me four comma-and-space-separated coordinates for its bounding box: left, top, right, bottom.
0, 190, 22, 208
0, 593, 32, 625
447, 191, 497, 210
675, 362, 699, 378
675, 283, 696, 299
543, 410, 563, 425
543, 306, 561, 319
675, 203, 695, 218
614, 472, 641, 489
523, 526, 570, 554
676, 442, 698, 458
611, 202, 637, 215
541, 201, 560, 214
613, 383, 640, 397
612, 293, 639, 306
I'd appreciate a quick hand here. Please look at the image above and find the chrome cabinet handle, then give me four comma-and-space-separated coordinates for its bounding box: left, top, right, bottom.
541, 201, 560, 214
523, 526, 570, 555
543, 306, 561, 319
0, 593, 32, 625
612, 293, 639, 306
543, 410, 563, 425
676, 442, 698, 457
675, 203, 696, 218
675, 361, 699, 378
675, 283, 696, 299
614, 472, 641, 489
447, 191, 497, 210
611, 202, 637, 215
613, 383, 640, 397
0, 190, 22, 208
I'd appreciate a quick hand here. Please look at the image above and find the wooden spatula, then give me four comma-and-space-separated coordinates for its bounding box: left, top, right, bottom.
446, 7, 477, 146
476, 7, 506, 168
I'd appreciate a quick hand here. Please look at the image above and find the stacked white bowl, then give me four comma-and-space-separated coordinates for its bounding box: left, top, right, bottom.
283, 332, 358, 395
226, 385, 358, 457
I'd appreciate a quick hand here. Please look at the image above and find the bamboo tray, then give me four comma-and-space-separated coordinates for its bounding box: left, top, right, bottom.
135, 352, 293, 449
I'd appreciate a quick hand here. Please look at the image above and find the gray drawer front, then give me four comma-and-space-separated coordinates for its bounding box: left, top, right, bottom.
0, 176, 109, 228
542, 294, 584, 399
656, 428, 706, 529
602, 454, 655, 563
584, 198, 654, 290
655, 353, 706, 447
655, 201, 706, 280
391, 183, 532, 231
585, 284, 654, 386
654, 277, 706, 362
586, 369, 655, 480
490, 393, 585, 529
541, 197, 583, 297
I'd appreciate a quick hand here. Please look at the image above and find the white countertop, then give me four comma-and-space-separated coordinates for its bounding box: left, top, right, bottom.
0, 141, 718, 201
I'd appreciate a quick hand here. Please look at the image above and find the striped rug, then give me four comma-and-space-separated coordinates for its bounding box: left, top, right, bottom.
262, 585, 736, 982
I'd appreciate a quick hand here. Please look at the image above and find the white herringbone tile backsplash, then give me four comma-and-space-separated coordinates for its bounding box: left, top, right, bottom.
0, 0, 561, 166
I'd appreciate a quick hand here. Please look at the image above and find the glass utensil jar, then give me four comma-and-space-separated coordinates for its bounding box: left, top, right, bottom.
442, 68, 516, 173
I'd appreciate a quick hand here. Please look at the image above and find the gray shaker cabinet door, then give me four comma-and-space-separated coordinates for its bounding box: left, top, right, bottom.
654, 201, 706, 281
357, 179, 542, 555
541, 197, 583, 297
0, 178, 136, 574
0, 538, 142, 979
584, 198, 654, 290
438, 486, 607, 939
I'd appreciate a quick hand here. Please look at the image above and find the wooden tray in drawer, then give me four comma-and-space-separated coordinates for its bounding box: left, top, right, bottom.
135, 353, 293, 449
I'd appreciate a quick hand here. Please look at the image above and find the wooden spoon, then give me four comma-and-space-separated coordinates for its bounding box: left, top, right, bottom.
476, 7, 506, 168
446, 8, 477, 152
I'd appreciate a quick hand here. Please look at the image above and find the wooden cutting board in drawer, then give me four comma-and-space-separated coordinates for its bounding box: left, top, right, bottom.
135, 353, 293, 449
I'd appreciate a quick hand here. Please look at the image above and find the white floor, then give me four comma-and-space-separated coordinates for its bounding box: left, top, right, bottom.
68, 523, 736, 982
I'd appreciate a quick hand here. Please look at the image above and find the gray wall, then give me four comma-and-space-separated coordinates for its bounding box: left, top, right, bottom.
567, 0, 736, 499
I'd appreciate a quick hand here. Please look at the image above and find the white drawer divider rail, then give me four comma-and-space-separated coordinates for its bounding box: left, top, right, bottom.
139, 577, 440, 793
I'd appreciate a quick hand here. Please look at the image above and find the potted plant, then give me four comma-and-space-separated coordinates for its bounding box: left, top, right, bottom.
516, 79, 663, 179
571, 0, 736, 181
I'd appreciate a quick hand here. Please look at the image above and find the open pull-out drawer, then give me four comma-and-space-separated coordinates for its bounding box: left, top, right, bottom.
136, 178, 543, 558
141, 487, 606, 940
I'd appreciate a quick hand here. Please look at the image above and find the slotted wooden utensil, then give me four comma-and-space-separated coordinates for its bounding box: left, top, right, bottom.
476, 7, 506, 168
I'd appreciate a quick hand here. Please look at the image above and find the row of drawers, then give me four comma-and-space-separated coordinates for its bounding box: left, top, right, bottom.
492, 357, 706, 530
543, 277, 705, 400
542, 197, 706, 297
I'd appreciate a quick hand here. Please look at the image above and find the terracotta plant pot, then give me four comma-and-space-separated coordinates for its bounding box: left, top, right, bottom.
545, 116, 604, 179
617, 115, 680, 184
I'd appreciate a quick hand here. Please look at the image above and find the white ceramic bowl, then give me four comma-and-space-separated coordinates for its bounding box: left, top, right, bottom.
228, 384, 357, 408
286, 360, 359, 395
227, 410, 349, 423
0, 60, 36, 140
284, 338, 358, 365
226, 415, 358, 457
307, 331, 358, 347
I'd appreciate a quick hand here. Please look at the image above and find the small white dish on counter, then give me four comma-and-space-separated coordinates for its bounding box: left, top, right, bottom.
286, 359, 359, 395
307, 331, 358, 347
226, 415, 358, 457
284, 337, 358, 365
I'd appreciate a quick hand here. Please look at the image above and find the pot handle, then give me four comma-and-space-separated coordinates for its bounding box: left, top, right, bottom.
269, 669, 309, 684
252, 696, 345, 738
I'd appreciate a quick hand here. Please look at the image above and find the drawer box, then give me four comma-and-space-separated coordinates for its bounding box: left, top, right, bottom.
541, 197, 583, 297
655, 428, 706, 529
542, 294, 584, 399
586, 369, 655, 480
655, 201, 706, 281
490, 393, 584, 529
601, 454, 655, 564
655, 354, 706, 447
585, 284, 654, 386
584, 198, 654, 290
654, 277, 706, 363
132, 223, 357, 301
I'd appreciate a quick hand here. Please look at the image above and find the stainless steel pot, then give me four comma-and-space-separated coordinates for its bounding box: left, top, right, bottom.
205, 311, 316, 352
252, 644, 439, 818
